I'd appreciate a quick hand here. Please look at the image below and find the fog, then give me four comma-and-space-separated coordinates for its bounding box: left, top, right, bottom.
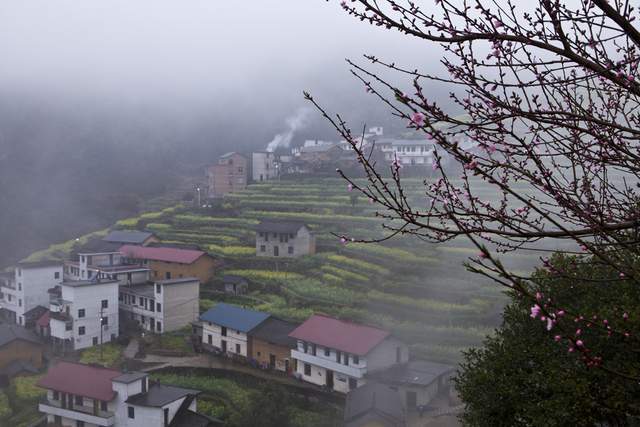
0, 1, 444, 267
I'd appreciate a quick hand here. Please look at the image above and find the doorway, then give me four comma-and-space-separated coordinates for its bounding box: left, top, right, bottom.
221, 340, 227, 353
269, 354, 276, 369
406, 391, 417, 409
326, 370, 334, 389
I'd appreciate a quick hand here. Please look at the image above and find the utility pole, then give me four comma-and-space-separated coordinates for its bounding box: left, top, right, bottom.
99, 305, 104, 362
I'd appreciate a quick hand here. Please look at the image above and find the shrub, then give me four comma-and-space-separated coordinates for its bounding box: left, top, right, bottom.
80, 343, 123, 367
13, 375, 45, 400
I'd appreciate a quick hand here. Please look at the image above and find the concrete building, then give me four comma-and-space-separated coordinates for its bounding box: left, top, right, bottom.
377, 138, 434, 166
248, 317, 298, 373
0, 261, 63, 326
206, 152, 248, 197
255, 220, 316, 258
199, 303, 269, 357
367, 360, 456, 411
119, 277, 200, 334
221, 275, 248, 296
48, 279, 120, 351
344, 382, 406, 427
37, 361, 219, 427
252, 152, 279, 182
64, 240, 150, 286
119, 245, 217, 284
289, 315, 409, 393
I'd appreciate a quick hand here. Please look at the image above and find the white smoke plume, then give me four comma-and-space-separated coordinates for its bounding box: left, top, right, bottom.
266, 107, 312, 152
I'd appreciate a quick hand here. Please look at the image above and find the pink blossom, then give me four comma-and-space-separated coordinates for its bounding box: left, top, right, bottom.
535, 292, 542, 301
492, 19, 504, 28
554, 335, 562, 342
556, 310, 565, 317
546, 317, 555, 331
347, 183, 353, 192
478, 251, 487, 259
530, 304, 541, 319
411, 112, 425, 126
619, 272, 625, 279
568, 346, 575, 353
575, 329, 581, 336
623, 312, 629, 320
340, 237, 347, 245
576, 340, 584, 347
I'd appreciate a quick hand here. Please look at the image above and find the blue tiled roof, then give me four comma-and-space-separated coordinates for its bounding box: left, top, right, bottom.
199, 303, 270, 333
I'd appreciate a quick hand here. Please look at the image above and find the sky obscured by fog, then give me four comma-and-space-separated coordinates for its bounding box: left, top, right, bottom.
0, 1, 440, 266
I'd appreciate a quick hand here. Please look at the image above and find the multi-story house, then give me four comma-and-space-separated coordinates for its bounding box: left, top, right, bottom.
206, 152, 248, 197
255, 220, 316, 258
48, 278, 120, 351
119, 277, 200, 334
0, 324, 44, 378
119, 245, 217, 284
37, 361, 219, 427
289, 315, 409, 393
252, 152, 279, 182
377, 138, 434, 166
64, 241, 150, 286
0, 261, 62, 326
200, 303, 269, 357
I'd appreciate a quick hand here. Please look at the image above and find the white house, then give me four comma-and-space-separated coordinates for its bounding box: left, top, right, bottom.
119, 277, 200, 334
289, 314, 409, 393
48, 278, 120, 351
0, 261, 62, 326
252, 152, 279, 182
199, 303, 269, 357
255, 220, 316, 258
64, 240, 150, 286
37, 361, 219, 427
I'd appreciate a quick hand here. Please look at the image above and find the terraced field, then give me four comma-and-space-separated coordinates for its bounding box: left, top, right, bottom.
25, 177, 545, 363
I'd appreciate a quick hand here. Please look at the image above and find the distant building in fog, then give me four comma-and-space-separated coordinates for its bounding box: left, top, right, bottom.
252, 152, 278, 182
206, 152, 248, 197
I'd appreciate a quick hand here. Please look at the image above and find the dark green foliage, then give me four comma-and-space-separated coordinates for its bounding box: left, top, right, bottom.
456, 254, 640, 426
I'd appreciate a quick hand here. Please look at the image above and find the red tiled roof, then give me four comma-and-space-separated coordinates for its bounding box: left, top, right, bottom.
38, 361, 122, 401
36, 311, 50, 327
288, 314, 390, 356
119, 245, 206, 264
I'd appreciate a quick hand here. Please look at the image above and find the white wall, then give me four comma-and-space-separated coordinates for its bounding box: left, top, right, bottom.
366, 337, 408, 371
202, 322, 248, 356
60, 282, 120, 350
15, 264, 63, 324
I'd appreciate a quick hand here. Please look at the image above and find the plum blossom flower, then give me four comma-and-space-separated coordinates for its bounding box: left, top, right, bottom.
619, 272, 626, 279
340, 237, 347, 245
576, 340, 584, 347
530, 304, 541, 319
347, 183, 353, 192
411, 112, 425, 126
546, 317, 555, 331
535, 292, 543, 301
554, 335, 562, 342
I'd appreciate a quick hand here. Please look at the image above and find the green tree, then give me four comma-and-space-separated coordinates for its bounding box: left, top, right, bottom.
230, 384, 291, 427
455, 254, 640, 426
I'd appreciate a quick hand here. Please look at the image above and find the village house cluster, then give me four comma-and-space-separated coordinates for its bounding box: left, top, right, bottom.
202, 126, 476, 198
195, 303, 455, 425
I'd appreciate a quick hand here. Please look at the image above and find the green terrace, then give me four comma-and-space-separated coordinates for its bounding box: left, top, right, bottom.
22, 177, 544, 363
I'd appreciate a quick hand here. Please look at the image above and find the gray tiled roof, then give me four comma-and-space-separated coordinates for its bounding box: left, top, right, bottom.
126, 383, 200, 407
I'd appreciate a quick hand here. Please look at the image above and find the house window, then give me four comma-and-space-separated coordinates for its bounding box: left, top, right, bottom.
78, 309, 85, 318
265, 234, 269, 242
288, 246, 294, 255
100, 401, 107, 411
289, 233, 295, 239
18, 283, 21, 290
76, 421, 85, 427
260, 245, 266, 252
324, 348, 330, 357
157, 303, 161, 313
336, 351, 341, 363
53, 391, 59, 400
156, 284, 161, 293
304, 363, 311, 376
273, 246, 279, 257
128, 406, 135, 419
235, 343, 241, 353
343, 353, 349, 366
207, 334, 212, 345
164, 408, 169, 427
17, 268, 21, 277
18, 299, 21, 307
311, 344, 316, 356
259, 232, 264, 238
93, 337, 98, 345
150, 302, 155, 312
302, 342, 308, 353
165, 271, 171, 279
139, 297, 144, 306
102, 316, 108, 326
157, 321, 162, 332
101, 299, 108, 309
75, 395, 83, 406
65, 323, 72, 331
119, 293, 123, 302
221, 327, 227, 337
55, 272, 60, 279
353, 355, 359, 364
78, 326, 85, 335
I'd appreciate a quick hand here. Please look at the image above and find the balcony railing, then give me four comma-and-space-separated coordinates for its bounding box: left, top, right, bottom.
291, 350, 367, 378
39, 397, 115, 427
